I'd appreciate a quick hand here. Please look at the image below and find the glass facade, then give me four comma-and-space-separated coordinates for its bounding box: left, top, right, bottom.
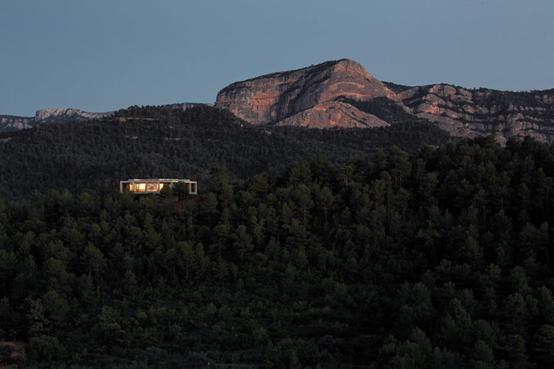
122, 180, 197, 195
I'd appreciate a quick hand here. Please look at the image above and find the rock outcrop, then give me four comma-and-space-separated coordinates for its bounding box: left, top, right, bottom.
0, 115, 35, 132
275, 101, 389, 128
215, 59, 554, 142
398, 85, 554, 143
0, 108, 114, 132
34, 108, 113, 122
215, 59, 397, 128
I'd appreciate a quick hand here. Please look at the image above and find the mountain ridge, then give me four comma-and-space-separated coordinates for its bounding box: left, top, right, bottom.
2, 58, 554, 142
0, 103, 208, 132
215, 59, 554, 143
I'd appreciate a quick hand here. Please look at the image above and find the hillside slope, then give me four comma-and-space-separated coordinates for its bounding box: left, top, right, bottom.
3, 138, 554, 368
0, 105, 448, 198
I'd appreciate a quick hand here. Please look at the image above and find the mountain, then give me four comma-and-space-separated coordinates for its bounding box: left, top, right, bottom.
3, 59, 553, 142
0, 104, 448, 198
0, 108, 113, 132
0, 104, 209, 132
215, 59, 554, 142
215, 59, 398, 128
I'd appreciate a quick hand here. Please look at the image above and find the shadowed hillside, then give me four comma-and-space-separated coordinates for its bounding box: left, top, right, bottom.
3, 138, 554, 368
0, 105, 449, 198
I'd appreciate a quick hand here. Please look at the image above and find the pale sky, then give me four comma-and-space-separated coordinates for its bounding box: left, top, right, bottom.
1, 0, 553, 116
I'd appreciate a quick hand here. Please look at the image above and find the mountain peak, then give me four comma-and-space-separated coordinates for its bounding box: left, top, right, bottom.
332, 58, 371, 73
215, 58, 397, 127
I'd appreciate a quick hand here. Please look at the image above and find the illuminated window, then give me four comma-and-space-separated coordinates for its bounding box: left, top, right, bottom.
121, 179, 198, 195
146, 183, 158, 192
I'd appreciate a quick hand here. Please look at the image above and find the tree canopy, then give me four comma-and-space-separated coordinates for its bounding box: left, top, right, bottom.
2, 137, 554, 368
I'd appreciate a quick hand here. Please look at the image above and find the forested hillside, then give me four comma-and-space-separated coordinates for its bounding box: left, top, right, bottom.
0, 105, 448, 198
2, 138, 554, 368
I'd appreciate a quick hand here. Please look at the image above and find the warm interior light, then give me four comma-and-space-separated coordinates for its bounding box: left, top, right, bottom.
123, 180, 197, 194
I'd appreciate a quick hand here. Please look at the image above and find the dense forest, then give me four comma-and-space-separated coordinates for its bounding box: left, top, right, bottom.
0, 105, 448, 198
2, 137, 554, 368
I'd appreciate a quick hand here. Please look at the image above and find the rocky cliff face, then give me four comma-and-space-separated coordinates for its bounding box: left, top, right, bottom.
0, 108, 114, 132
398, 85, 554, 143
0, 115, 35, 132
275, 101, 389, 128
215, 59, 554, 142
34, 108, 114, 122
215, 59, 398, 128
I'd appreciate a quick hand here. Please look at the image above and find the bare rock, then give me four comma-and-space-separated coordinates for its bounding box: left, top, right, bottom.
35, 108, 113, 122
275, 101, 390, 128
215, 59, 397, 127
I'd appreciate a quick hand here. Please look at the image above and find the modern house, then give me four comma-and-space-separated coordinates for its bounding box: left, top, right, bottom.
119, 178, 198, 195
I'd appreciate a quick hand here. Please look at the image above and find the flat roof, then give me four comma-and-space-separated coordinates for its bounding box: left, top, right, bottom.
120, 178, 196, 183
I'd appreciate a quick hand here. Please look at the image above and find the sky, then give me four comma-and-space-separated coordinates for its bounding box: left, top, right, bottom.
1, 0, 553, 116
